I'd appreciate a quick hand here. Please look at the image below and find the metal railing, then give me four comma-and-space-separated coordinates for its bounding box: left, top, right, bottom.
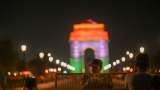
55, 73, 128, 90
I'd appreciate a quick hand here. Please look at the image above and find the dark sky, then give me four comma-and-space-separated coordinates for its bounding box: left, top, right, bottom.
0, 0, 160, 61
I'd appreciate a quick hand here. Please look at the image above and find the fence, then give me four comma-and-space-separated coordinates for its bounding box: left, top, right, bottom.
55, 73, 128, 90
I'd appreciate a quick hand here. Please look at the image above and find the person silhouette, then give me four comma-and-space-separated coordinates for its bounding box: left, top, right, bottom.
126, 53, 152, 90
82, 59, 113, 90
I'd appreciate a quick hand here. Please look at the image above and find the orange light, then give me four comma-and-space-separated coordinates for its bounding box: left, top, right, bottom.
70, 20, 109, 41
22, 70, 31, 76
73, 24, 104, 30
130, 68, 134, 72
44, 69, 49, 74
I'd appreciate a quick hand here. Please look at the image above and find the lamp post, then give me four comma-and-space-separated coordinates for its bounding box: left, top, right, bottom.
47, 53, 52, 57
55, 59, 60, 90
126, 51, 130, 55
49, 56, 54, 62
39, 52, 45, 59
121, 57, 126, 62
20, 44, 27, 69
140, 46, 145, 53
129, 53, 134, 59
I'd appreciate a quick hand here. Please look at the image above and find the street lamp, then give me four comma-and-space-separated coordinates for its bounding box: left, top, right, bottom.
129, 53, 134, 59
121, 57, 126, 62
58, 67, 62, 72
47, 53, 52, 57
49, 56, 54, 62
20, 44, 27, 52
113, 61, 117, 66
56, 59, 60, 65
116, 59, 120, 64
20, 44, 28, 70
140, 46, 145, 53
104, 64, 112, 70
126, 51, 130, 55
39, 52, 45, 59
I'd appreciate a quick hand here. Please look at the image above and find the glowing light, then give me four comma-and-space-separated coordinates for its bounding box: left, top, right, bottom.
129, 53, 134, 59
73, 24, 104, 30
126, 51, 130, 55
140, 46, 145, 53
69, 20, 110, 73
8, 72, 11, 76
123, 67, 126, 72
22, 70, 31, 76
63, 63, 67, 67
61, 62, 64, 66
39, 52, 45, 59
130, 68, 133, 72
113, 62, 117, 66
104, 64, 112, 70
53, 68, 57, 72
121, 57, 126, 62
49, 68, 54, 72
116, 59, 120, 64
58, 67, 62, 72
126, 66, 130, 71
19, 72, 23, 76
20, 45, 27, 52
56, 59, 60, 64
45, 69, 49, 74
13, 72, 18, 76
63, 70, 68, 74
61, 62, 67, 67
47, 53, 51, 57
70, 20, 109, 41
49, 56, 53, 62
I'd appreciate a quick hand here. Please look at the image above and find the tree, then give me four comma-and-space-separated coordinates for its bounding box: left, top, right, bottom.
0, 39, 20, 89
28, 55, 47, 75
0, 39, 19, 73
151, 50, 160, 72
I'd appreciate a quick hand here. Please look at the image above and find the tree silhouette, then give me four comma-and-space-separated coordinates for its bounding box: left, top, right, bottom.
0, 39, 19, 73
151, 49, 160, 72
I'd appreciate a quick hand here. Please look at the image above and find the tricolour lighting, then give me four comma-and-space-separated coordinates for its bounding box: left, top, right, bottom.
104, 64, 112, 70
70, 20, 109, 41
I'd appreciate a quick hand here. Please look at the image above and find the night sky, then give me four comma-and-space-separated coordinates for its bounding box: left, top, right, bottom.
0, 0, 160, 61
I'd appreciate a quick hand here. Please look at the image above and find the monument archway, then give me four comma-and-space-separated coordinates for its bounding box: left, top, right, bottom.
69, 19, 109, 73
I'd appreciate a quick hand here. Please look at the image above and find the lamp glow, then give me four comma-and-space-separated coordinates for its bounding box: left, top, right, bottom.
58, 67, 62, 72
49, 56, 53, 62
126, 51, 130, 55
8, 72, 11, 76
129, 53, 134, 59
56, 59, 60, 64
140, 46, 145, 53
121, 57, 126, 62
47, 53, 51, 57
116, 59, 120, 64
39, 52, 45, 59
113, 62, 117, 66
21, 45, 27, 52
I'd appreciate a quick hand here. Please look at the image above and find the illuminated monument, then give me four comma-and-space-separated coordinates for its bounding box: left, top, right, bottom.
69, 19, 109, 73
